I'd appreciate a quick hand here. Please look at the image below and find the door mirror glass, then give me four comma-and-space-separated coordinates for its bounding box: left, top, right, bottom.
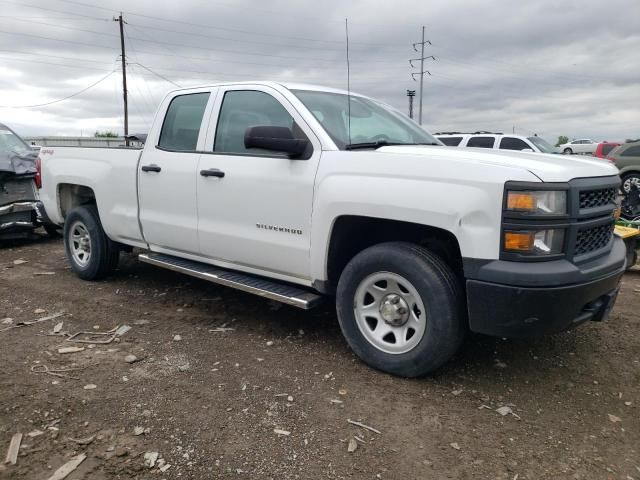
244, 126, 309, 158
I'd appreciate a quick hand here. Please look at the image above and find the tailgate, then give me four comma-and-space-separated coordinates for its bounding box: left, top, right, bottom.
0, 176, 38, 206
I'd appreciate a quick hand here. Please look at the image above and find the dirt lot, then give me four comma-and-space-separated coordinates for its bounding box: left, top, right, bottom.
1, 235, 639, 480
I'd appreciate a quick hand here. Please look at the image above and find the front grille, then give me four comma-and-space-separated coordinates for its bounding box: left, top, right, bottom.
579, 188, 616, 210
0, 178, 37, 206
575, 223, 614, 256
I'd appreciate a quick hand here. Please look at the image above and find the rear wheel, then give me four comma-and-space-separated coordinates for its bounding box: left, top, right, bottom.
336, 242, 465, 377
64, 205, 119, 280
563, 148, 573, 154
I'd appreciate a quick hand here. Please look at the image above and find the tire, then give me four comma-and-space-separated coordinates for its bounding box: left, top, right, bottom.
621, 172, 640, 220
63, 204, 120, 280
336, 242, 465, 377
563, 148, 573, 155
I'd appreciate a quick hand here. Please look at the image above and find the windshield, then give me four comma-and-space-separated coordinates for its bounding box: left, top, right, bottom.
292, 90, 440, 149
0, 126, 31, 156
527, 136, 559, 154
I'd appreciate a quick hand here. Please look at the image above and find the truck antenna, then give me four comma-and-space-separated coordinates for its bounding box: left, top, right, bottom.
345, 18, 352, 146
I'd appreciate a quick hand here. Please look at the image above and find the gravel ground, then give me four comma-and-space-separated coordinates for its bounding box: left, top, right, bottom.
1, 235, 639, 479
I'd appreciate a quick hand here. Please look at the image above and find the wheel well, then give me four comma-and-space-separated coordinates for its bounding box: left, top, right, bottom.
621, 170, 640, 178
57, 184, 96, 219
325, 216, 463, 293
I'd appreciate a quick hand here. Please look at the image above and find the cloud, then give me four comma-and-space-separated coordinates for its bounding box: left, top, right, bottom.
0, 0, 638, 144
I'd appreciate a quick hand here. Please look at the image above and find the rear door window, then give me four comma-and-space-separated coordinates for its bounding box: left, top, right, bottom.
499, 137, 531, 151
438, 137, 463, 146
158, 92, 210, 151
466, 136, 495, 148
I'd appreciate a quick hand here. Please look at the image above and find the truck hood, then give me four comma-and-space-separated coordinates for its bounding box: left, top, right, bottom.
377, 145, 619, 183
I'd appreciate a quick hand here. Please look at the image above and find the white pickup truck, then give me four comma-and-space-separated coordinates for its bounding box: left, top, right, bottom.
38, 82, 626, 377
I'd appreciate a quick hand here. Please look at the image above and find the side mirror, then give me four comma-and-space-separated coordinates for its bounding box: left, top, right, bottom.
521, 148, 534, 152
126, 133, 147, 144
244, 126, 309, 158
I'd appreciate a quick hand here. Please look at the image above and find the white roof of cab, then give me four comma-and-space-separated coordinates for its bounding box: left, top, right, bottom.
166, 81, 356, 97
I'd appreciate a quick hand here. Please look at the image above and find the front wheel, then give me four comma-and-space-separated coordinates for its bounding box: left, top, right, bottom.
563, 148, 573, 154
64, 205, 120, 280
336, 242, 465, 377
621, 173, 640, 220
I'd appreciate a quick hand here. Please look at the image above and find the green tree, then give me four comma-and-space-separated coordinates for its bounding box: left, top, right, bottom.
555, 135, 569, 147
94, 131, 118, 138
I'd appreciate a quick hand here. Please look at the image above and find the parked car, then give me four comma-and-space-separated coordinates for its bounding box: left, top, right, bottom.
434, 132, 559, 154
607, 141, 640, 219
0, 122, 41, 240
593, 142, 621, 159
39, 82, 625, 377
558, 138, 598, 155
0, 122, 58, 240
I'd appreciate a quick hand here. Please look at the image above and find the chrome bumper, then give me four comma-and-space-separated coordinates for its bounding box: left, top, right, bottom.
0, 201, 38, 215
0, 201, 38, 231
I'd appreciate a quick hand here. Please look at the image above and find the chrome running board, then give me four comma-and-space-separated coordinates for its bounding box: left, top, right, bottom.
138, 252, 322, 309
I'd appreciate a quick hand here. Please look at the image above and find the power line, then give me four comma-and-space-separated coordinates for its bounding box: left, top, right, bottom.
0, 0, 109, 22
8, 17, 119, 38
0, 54, 115, 71
1, 15, 335, 62
0, 48, 115, 65
0, 70, 115, 108
122, 26, 162, 118
30, 0, 394, 46
125, 25, 333, 69
124, 33, 336, 62
125, 21, 344, 52
130, 62, 181, 88
0, 29, 117, 51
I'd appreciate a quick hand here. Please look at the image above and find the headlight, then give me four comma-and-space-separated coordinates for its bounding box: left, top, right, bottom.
506, 190, 566, 215
504, 229, 565, 255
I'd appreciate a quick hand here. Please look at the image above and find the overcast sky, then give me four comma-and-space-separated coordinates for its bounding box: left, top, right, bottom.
0, 0, 638, 144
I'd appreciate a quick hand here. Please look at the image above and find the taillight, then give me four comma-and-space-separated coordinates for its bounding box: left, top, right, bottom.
35, 156, 42, 188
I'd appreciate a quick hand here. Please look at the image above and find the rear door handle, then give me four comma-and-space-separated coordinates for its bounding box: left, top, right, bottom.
200, 168, 225, 178
141, 164, 161, 173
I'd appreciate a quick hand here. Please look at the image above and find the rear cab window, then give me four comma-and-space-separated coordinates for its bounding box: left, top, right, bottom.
158, 92, 211, 151
466, 136, 495, 149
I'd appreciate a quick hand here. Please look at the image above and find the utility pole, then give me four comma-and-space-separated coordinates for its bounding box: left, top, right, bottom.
114, 13, 128, 145
410, 26, 435, 125
406, 89, 416, 119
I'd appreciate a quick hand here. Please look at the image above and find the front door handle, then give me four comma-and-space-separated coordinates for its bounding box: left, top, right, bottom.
200, 168, 225, 178
141, 164, 161, 173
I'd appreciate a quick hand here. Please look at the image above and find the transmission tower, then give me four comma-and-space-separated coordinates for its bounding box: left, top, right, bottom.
409, 26, 435, 125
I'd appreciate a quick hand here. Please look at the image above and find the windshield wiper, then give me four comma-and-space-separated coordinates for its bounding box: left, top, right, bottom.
345, 141, 440, 150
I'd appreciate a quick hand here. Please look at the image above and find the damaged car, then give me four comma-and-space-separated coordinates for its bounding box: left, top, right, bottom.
0, 122, 56, 240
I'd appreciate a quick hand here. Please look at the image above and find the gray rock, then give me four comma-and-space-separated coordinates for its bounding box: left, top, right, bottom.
124, 354, 138, 364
